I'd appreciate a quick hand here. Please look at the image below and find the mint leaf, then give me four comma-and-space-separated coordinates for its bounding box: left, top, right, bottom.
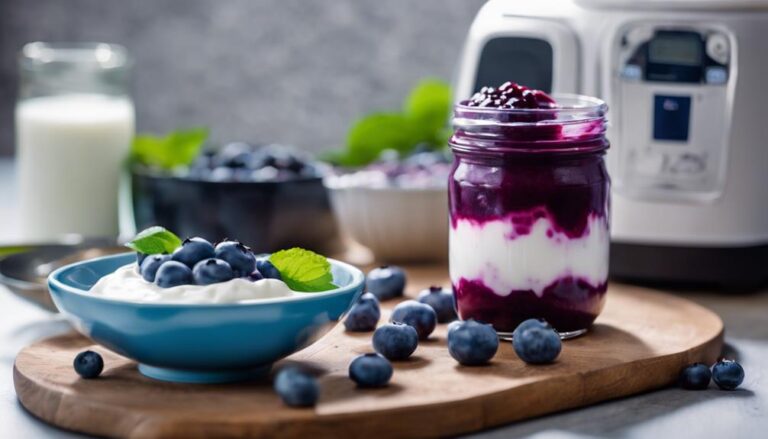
131, 127, 208, 169
404, 78, 452, 139
345, 113, 428, 166
125, 226, 182, 255
269, 248, 336, 292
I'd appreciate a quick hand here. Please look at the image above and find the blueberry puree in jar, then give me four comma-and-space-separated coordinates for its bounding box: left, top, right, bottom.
449, 82, 610, 334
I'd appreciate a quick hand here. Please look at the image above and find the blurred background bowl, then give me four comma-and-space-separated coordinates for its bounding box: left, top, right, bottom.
327, 185, 448, 263
132, 167, 342, 254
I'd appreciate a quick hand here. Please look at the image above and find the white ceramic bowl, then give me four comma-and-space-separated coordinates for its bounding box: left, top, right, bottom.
326, 185, 448, 263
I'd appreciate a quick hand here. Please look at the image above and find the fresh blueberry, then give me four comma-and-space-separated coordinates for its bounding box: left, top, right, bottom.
447, 320, 499, 366
192, 258, 236, 285
712, 359, 745, 390
73, 350, 104, 379
139, 254, 171, 282
214, 240, 256, 277
512, 318, 549, 337
348, 353, 393, 388
247, 269, 264, 281
512, 319, 562, 364
257, 258, 282, 280
373, 322, 419, 361
155, 261, 194, 288
136, 252, 147, 267
274, 367, 320, 407
366, 265, 406, 301
417, 286, 457, 323
390, 300, 437, 340
344, 293, 381, 332
171, 237, 215, 268
214, 142, 254, 168
679, 363, 712, 390
207, 167, 236, 182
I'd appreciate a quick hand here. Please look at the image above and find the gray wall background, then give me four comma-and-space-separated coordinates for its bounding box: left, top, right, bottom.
0, 0, 485, 156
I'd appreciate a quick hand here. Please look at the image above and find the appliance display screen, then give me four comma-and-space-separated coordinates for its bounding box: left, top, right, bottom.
648, 35, 702, 66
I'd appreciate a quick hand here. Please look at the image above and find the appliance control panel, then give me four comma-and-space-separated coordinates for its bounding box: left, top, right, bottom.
611, 24, 735, 201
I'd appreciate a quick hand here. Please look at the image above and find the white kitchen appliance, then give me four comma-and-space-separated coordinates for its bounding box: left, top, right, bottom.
455, 0, 768, 288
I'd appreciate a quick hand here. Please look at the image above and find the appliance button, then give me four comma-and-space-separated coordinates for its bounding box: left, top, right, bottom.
622, 64, 642, 80
670, 154, 706, 175
705, 67, 728, 85
706, 34, 730, 64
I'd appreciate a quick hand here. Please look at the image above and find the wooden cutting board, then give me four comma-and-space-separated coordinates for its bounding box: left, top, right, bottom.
14, 266, 723, 439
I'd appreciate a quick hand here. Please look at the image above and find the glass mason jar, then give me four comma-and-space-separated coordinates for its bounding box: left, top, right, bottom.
448, 95, 610, 338
16, 42, 134, 241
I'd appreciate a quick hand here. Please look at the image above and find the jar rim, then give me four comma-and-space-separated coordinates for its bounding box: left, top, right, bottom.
454, 94, 607, 126
20, 42, 132, 70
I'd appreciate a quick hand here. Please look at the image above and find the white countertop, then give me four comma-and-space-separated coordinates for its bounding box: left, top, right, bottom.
0, 158, 765, 438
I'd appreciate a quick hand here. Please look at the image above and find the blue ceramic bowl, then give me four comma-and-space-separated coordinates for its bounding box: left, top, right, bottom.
48, 253, 364, 383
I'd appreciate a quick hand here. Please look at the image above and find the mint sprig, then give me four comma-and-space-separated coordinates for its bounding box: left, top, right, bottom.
131, 127, 208, 170
269, 248, 336, 292
327, 78, 452, 167
125, 226, 182, 255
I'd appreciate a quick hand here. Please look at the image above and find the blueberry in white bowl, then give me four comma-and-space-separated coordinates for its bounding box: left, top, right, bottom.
48, 226, 364, 383
417, 285, 457, 323
390, 300, 437, 340
447, 320, 498, 366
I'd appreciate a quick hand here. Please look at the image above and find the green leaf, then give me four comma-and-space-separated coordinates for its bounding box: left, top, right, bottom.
345, 113, 428, 166
131, 127, 209, 169
269, 248, 336, 292
404, 79, 452, 139
125, 226, 182, 255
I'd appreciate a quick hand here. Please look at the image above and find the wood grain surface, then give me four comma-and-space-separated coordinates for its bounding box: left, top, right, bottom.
13, 266, 724, 438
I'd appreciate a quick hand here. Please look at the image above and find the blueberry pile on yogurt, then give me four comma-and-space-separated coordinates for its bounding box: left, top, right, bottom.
329, 148, 451, 189
91, 227, 336, 304
186, 142, 326, 182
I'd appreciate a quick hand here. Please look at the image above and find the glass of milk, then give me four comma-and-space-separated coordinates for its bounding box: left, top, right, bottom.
16, 42, 135, 241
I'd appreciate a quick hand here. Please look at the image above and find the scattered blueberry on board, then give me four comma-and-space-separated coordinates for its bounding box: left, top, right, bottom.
417, 286, 457, 323
192, 258, 236, 285
712, 359, 745, 390
679, 363, 712, 390
155, 261, 194, 288
214, 240, 257, 277
171, 237, 216, 268
274, 367, 320, 407
257, 258, 282, 280
344, 293, 381, 332
373, 322, 419, 361
349, 353, 393, 388
512, 319, 562, 364
139, 254, 170, 282
390, 300, 437, 340
447, 320, 499, 366
366, 265, 406, 301
73, 350, 104, 379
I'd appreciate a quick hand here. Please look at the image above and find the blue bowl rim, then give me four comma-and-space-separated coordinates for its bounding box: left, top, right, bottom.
48, 252, 365, 309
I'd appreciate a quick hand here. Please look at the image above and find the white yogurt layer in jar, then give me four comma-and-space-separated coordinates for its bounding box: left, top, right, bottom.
90, 265, 297, 304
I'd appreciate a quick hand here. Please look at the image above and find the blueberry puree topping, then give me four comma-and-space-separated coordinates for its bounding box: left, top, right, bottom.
462, 82, 556, 109
449, 83, 610, 333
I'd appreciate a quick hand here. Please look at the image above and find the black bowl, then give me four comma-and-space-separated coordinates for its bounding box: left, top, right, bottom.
131, 168, 341, 254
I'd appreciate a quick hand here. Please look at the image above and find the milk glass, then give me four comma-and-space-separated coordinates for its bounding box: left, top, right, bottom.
16, 42, 135, 241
